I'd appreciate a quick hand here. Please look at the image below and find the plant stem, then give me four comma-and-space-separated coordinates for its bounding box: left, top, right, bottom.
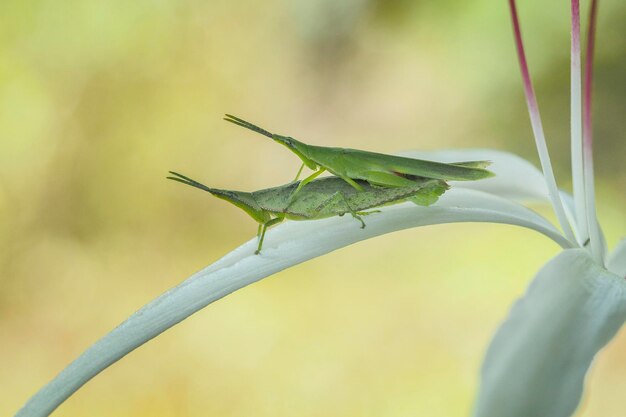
508, 0, 577, 244
570, 0, 588, 245
583, 0, 603, 264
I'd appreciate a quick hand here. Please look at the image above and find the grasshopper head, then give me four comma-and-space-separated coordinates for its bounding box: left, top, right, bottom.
224, 114, 317, 169
167, 171, 271, 224
272, 135, 318, 170
223, 114, 318, 170
206, 189, 271, 224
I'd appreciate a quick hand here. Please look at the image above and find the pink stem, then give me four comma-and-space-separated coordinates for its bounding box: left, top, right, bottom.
508, 0, 576, 243
571, 0, 581, 48
583, 0, 598, 147
583, 0, 603, 263
509, 0, 539, 116
570, 0, 587, 244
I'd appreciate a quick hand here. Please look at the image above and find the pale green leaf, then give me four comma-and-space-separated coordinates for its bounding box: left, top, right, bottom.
607, 238, 626, 277
16, 188, 573, 417
474, 249, 626, 417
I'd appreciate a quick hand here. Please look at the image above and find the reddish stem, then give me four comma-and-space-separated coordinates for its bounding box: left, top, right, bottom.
583, 0, 598, 150
509, 0, 539, 114
572, 1, 581, 57
507, 0, 576, 243
582, 0, 604, 264
570, 0, 589, 245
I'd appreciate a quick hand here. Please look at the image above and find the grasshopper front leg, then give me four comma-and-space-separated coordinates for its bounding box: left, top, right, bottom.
292, 163, 306, 182
288, 170, 365, 207
287, 168, 326, 205
256, 217, 284, 255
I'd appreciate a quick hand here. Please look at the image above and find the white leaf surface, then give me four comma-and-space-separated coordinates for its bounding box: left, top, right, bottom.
404, 149, 588, 247
607, 238, 626, 277
16, 188, 572, 417
473, 249, 626, 417
400, 149, 549, 202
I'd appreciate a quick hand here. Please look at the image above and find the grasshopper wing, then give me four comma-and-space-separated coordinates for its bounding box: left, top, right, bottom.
341, 149, 494, 181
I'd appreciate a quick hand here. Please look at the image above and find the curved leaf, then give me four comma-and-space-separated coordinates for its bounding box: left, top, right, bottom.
403, 149, 587, 247
16, 188, 572, 417
473, 249, 626, 417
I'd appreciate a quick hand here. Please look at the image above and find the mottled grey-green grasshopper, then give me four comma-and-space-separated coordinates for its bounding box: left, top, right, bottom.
168, 171, 448, 254
224, 115, 493, 201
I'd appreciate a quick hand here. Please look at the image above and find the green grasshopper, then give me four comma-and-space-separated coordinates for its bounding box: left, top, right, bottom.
223, 114, 494, 200
167, 171, 449, 254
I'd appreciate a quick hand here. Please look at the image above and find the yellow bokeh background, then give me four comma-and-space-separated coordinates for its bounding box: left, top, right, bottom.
1, 1, 625, 416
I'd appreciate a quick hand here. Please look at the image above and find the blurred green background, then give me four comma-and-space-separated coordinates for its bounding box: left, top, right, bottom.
1, 0, 625, 416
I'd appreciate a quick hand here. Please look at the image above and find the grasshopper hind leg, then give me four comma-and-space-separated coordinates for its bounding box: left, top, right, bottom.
357, 210, 382, 216
314, 192, 366, 229
348, 205, 384, 228
352, 212, 366, 229
337, 193, 367, 228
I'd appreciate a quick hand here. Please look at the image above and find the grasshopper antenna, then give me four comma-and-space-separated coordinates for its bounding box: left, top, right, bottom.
224, 114, 274, 139
167, 171, 214, 193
